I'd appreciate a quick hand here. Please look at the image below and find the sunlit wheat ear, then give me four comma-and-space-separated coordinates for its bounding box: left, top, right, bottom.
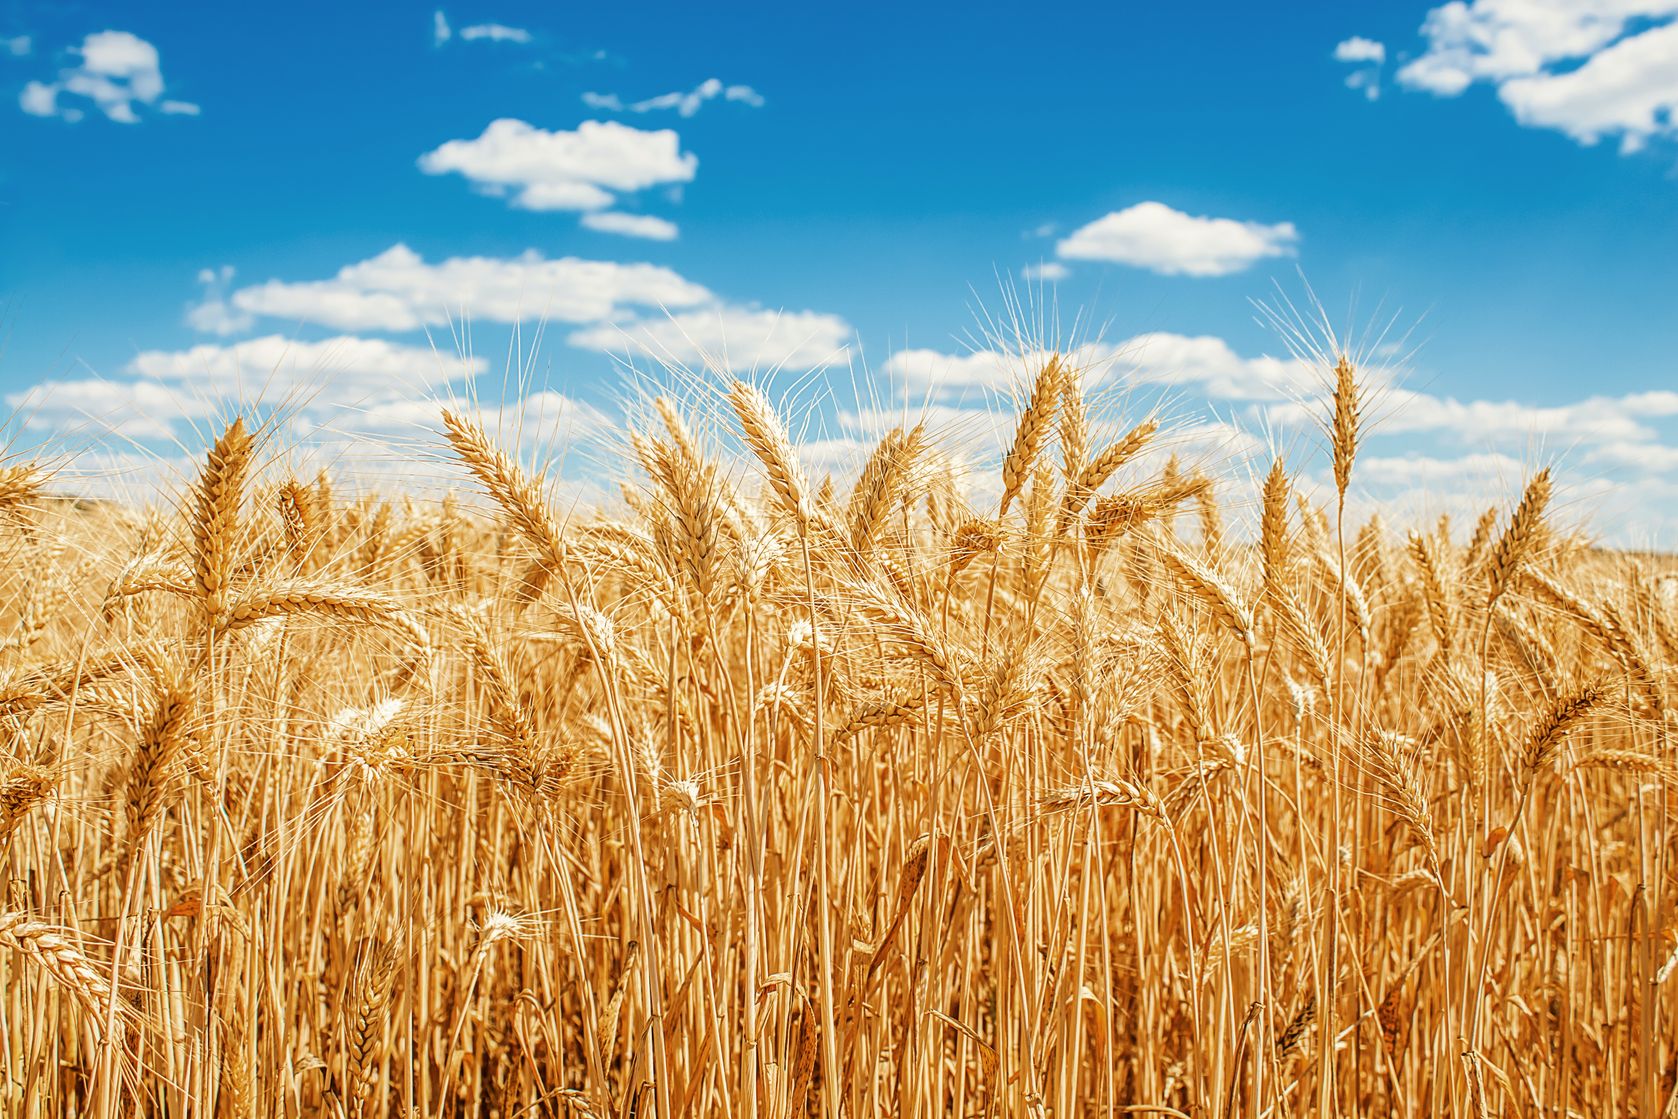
727, 380, 812, 529
343, 938, 400, 1113
1195, 478, 1223, 560
1462, 504, 1499, 573
0, 911, 128, 1027
1276, 990, 1317, 1060
190, 417, 253, 628
1274, 587, 1332, 692
1058, 364, 1088, 484
998, 356, 1063, 519
0, 463, 44, 525
845, 423, 925, 559
1039, 776, 1167, 823
123, 679, 199, 852
441, 408, 568, 572
1158, 543, 1254, 647
277, 479, 314, 570
1331, 354, 1360, 499
1523, 679, 1604, 776
1362, 730, 1443, 884
222, 580, 401, 631
1484, 468, 1552, 608
653, 395, 702, 469
0, 763, 55, 843
1408, 531, 1455, 655
945, 517, 1001, 582
831, 696, 926, 745
1074, 420, 1157, 503
1260, 457, 1290, 597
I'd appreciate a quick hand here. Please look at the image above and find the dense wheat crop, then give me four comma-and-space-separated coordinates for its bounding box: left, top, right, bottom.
1, 354, 1675, 1118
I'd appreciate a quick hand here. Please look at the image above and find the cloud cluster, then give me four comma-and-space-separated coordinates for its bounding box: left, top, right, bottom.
178, 245, 855, 374
1333, 35, 1386, 99
569, 306, 853, 370
418, 118, 695, 212
214, 244, 712, 332
1390, 0, 1678, 153
882, 332, 1314, 400
582, 78, 764, 118
1054, 202, 1300, 277
19, 30, 198, 123
579, 211, 679, 241
185, 266, 255, 336
7, 335, 484, 441
432, 11, 533, 47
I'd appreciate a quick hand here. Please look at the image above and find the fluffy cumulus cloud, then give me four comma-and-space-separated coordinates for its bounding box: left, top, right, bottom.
6, 336, 484, 440
883, 333, 1313, 399
873, 333, 1678, 544
1055, 202, 1300, 277
185, 266, 255, 336
582, 78, 764, 118
192, 246, 852, 372
221, 244, 713, 332
1, 34, 30, 56
1388, 0, 1678, 153
580, 211, 679, 241
1335, 35, 1387, 64
569, 307, 853, 371
418, 118, 696, 212
1263, 385, 1678, 445
1020, 261, 1070, 282
1334, 36, 1387, 99
19, 30, 198, 123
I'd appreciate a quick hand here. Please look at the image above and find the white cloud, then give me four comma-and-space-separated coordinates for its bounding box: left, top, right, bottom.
19, 81, 55, 117
7, 378, 201, 439
1334, 36, 1386, 99
1334, 36, 1387, 63
582, 77, 764, 118
432, 11, 533, 46
569, 307, 853, 371
6, 335, 484, 441
1108, 332, 1316, 399
1263, 383, 1678, 452
128, 335, 479, 395
1392, 0, 1678, 152
186, 265, 255, 336
1345, 70, 1383, 100
418, 118, 696, 211
1498, 21, 1678, 152
1354, 450, 1526, 487
580, 211, 679, 240
353, 391, 608, 453
226, 243, 713, 332
1589, 440, 1678, 473
1021, 261, 1070, 282
882, 348, 1022, 391
2, 34, 30, 56
18, 30, 197, 124
207, 246, 851, 378
460, 22, 532, 43
881, 333, 1313, 399
1055, 202, 1300, 277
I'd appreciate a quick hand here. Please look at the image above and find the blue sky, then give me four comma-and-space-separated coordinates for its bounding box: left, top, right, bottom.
4, 0, 1678, 542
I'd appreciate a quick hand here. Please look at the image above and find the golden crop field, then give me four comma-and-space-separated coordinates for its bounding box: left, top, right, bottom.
1, 355, 1674, 1118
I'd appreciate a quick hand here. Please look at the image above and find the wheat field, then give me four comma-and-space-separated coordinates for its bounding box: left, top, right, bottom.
1, 355, 1674, 1118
